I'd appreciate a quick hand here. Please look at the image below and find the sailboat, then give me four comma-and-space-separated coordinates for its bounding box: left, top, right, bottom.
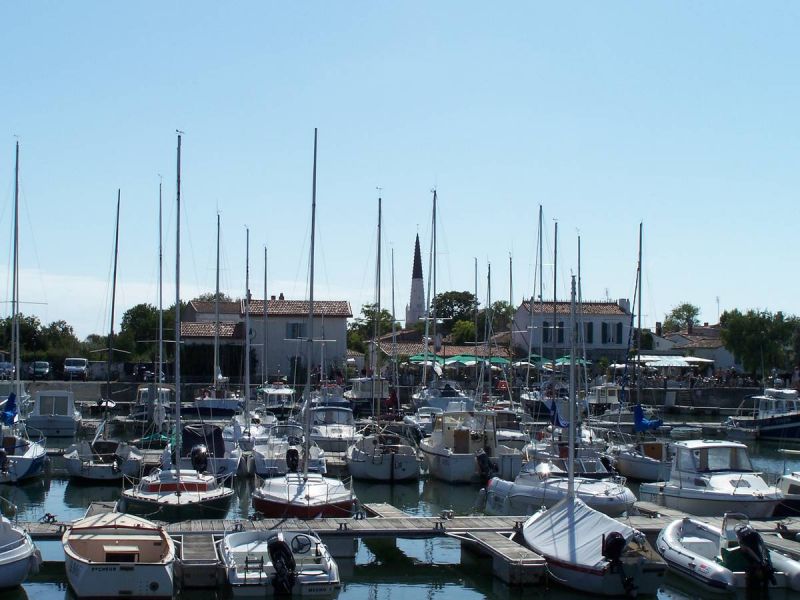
346, 195, 420, 482
64, 191, 142, 481
0, 142, 46, 485
251, 129, 355, 519
120, 133, 234, 520
191, 214, 243, 417
520, 276, 665, 596
0, 497, 41, 589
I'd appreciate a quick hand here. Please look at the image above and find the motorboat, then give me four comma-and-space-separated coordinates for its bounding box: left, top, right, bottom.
484, 464, 636, 517
252, 423, 326, 478
402, 406, 443, 437
64, 423, 143, 481
191, 384, 242, 417
308, 406, 361, 452
343, 376, 390, 416
639, 439, 783, 517
0, 510, 40, 589
252, 470, 355, 519
129, 384, 173, 424
656, 513, 800, 593
419, 409, 522, 483
521, 497, 666, 596
26, 389, 80, 437
223, 410, 276, 452
411, 379, 474, 412
221, 529, 340, 596
725, 387, 800, 442
62, 512, 175, 598
492, 409, 531, 450
161, 423, 241, 479
0, 393, 47, 484
583, 383, 621, 416
309, 383, 351, 410
774, 448, 800, 517
607, 439, 672, 482
345, 430, 420, 482
256, 381, 297, 419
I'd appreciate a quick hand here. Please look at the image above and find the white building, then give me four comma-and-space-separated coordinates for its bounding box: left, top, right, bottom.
511, 298, 633, 362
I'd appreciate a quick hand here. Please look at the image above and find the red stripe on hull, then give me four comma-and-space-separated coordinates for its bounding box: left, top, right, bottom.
252, 497, 353, 519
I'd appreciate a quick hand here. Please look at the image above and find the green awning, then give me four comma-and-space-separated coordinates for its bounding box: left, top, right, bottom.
408, 353, 445, 365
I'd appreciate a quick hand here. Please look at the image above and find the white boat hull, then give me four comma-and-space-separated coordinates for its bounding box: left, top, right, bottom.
66, 555, 173, 598
613, 452, 671, 482
0, 527, 40, 589
346, 444, 420, 482
639, 485, 781, 518
26, 415, 79, 437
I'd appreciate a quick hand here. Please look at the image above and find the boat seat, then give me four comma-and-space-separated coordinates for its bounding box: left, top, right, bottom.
681, 536, 717, 560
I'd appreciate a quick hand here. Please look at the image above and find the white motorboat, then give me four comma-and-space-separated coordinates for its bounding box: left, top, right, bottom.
584, 383, 621, 415
257, 382, 297, 418
308, 406, 361, 452
63, 512, 175, 599
607, 439, 672, 482
411, 379, 474, 412
725, 387, 800, 442
402, 406, 442, 437
26, 389, 80, 437
221, 529, 340, 596
492, 409, 531, 450
656, 513, 800, 593
419, 409, 522, 483
484, 464, 635, 517
343, 376, 390, 416
129, 384, 174, 424
346, 431, 420, 482
639, 439, 783, 517
223, 410, 276, 452
522, 496, 665, 596
252, 423, 326, 478
0, 510, 40, 589
64, 424, 143, 481
161, 423, 242, 480
775, 448, 800, 517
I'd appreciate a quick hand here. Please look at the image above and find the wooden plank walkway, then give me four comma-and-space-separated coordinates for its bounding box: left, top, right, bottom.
455, 530, 545, 585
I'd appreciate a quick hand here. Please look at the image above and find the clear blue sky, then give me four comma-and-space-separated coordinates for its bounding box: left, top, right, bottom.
1, 2, 798, 339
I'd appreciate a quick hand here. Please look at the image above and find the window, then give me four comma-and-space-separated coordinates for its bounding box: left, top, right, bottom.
601, 322, 609, 344
678, 448, 695, 471
286, 322, 307, 339
542, 321, 550, 343
615, 322, 623, 344
585, 322, 594, 344
557, 322, 564, 344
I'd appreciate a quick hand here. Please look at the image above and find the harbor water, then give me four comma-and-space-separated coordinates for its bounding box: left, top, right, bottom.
2, 440, 798, 600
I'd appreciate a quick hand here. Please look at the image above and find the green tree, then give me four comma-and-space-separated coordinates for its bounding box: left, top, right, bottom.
720, 309, 798, 375
347, 304, 396, 351
450, 320, 477, 344
663, 302, 701, 333
193, 292, 234, 303
476, 301, 515, 339
431, 291, 478, 333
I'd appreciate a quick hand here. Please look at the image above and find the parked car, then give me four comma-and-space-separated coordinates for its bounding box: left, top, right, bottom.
0, 361, 14, 380
63, 357, 89, 381
27, 361, 50, 380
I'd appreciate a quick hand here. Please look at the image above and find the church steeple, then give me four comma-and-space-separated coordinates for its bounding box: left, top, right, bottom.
405, 234, 426, 326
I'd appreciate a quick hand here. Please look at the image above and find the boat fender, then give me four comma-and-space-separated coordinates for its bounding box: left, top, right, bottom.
286, 448, 300, 473
190, 444, 209, 473
736, 525, 777, 588
0, 448, 7, 473
268, 536, 297, 594
475, 448, 497, 479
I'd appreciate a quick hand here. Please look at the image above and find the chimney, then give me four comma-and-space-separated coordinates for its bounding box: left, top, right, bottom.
270, 295, 276, 300
655, 321, 662, 337
617, 298, 630, 314
279, 292, 285, 300
703, 322, 708, 327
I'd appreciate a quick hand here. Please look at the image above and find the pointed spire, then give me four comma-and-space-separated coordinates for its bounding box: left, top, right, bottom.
412, 233, 423, 280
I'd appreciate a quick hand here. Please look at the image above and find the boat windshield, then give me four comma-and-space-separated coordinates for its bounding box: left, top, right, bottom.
700, 446, 754, 472
312, 408, 354, 426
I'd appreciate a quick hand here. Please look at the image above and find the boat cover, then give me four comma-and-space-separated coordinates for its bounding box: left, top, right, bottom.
1, 392, 18, 425
633, 403, 663, 433
548, 399, 569, 428
181, 424, 226, 458
522, 497, 640, 569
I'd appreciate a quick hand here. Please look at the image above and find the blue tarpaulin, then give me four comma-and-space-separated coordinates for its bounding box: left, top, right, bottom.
2, 392, 18, 426
548, 398, 569, 428
633, 403, 662, 432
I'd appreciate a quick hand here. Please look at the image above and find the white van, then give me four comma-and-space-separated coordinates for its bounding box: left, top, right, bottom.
64, 357, 89, 381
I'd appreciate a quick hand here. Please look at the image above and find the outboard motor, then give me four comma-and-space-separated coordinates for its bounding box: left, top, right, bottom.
0, 448, 8, 473
475, 447, 497, 480
190, 444, 209, 473
285, 448, 300, 473
736, 525, 776, 589
267, 534, 297, 594
603, 531, 635, 596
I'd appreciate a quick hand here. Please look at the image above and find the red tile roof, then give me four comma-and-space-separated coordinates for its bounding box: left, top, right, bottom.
181, 322, 241, 339
248, 299, 352, 318
376, 341, 511, 359
520, 300, 629, 316
189, 301, 241, 314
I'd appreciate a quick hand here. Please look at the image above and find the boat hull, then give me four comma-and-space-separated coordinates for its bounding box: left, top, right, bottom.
65, 556, 173, 599
0, 530, 40, 590
638, 485, 781, 518
346, 447, 420, 482
26, 415, 79, 437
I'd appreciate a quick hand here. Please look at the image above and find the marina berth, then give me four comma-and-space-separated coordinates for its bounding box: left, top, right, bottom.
656, 513, 800, 593
62, 512, 175, 599
639, 439, 783, 517
221, 529, 340, 596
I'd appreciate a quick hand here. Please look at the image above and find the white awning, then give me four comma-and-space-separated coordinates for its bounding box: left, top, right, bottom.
683, 356, 714, 363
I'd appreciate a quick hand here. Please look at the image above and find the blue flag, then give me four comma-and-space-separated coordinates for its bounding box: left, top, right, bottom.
2, 392, 18, 426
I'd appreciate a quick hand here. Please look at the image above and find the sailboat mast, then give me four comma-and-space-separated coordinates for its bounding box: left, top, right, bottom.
174, 132, 182, 493
568, 275, 576, 498
552, 221, 558, 364
244, 227, 251, 429
11, 142, 20, 401
421, 192, 436, 384
474, 258, 478, 348
262, 246, 268, 385
158, 180, 164, 390
371, 195, 381, 417
431, 189, 437, 344
538, 206, 543, 361
390, 248, 398, 396
636, 222, 643, 401
214, 214, 221, 385
303, 128, 318, 480
104, 190, 121, 437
